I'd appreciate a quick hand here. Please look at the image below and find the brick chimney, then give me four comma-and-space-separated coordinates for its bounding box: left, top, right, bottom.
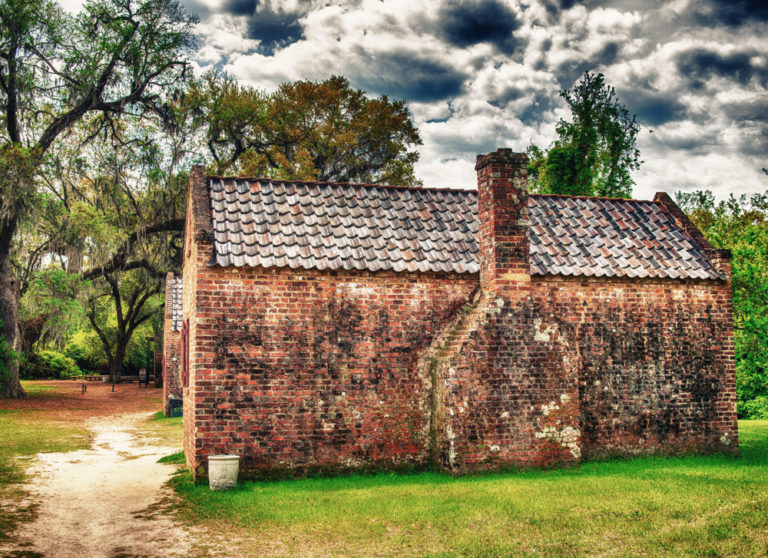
476, 148, 530, 292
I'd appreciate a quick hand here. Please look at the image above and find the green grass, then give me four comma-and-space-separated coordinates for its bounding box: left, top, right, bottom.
19, 382, 61, 396
158, 450, 186, 464
140, 412, 183, 447
21, 383, 56, 393
170, 421, 768, 557
0, 409, 90, 542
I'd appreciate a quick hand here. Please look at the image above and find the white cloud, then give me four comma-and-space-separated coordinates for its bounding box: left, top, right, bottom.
183, 0, 768, 200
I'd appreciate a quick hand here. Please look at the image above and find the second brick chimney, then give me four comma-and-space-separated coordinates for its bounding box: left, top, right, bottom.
475, 148, 530, 292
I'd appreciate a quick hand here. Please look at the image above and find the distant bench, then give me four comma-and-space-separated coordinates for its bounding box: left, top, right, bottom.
74, 374, 151, 385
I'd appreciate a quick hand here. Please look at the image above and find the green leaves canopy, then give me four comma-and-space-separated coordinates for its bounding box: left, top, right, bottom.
186, 73, 423, 186
528, 72, 640, 198
677, 190, 768, 418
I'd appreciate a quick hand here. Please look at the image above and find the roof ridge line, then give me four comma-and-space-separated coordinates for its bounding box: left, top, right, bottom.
207, 176, 476, 194
530, 193, 656, 204
208, 177, 663, 204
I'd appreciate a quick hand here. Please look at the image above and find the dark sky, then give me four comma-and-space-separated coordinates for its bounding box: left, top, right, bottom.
67, 0, 768, 198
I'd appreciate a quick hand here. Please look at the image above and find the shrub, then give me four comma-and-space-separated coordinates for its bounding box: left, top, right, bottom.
740, 396, 768, 420
20, 350, 82, 379
64, 341, 99, 373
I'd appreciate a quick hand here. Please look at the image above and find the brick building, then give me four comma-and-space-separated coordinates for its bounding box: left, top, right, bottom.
177, 149, 738, 480
162, 273, 183, 416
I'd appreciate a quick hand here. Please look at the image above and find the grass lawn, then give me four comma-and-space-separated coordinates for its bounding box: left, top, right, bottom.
170, 421, 768, 557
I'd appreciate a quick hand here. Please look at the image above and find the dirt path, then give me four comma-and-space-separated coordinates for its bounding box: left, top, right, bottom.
3, 411, 195, 558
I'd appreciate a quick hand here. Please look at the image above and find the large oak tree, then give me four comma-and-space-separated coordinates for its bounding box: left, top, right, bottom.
0, 0, 195, 397
186, 73, 423, 186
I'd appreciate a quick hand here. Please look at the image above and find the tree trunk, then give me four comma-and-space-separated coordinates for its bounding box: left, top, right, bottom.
110, 337, 128, 384
0, 241, 25, 398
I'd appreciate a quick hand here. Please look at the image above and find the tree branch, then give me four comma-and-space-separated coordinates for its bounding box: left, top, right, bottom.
87, 305, 113, 364
83, 258, 162, 281
81, 218, 184, 279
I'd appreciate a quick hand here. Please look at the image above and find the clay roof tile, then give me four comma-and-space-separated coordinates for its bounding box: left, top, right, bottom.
205, 177, 721, 280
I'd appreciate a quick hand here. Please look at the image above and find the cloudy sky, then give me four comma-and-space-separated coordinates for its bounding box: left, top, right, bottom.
66, 0, 768, 199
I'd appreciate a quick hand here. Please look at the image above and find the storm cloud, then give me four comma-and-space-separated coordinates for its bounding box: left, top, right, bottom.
619, 89, 688, 127
355, 54, 466, 102
694, 0, 768, 27
246, 9, 303, 54
677, 48, 768, 89
439, 0, 521, 52
169, 0, 768, 198
223, 0, 256, 16
554, 41, 620, 88
221, 0, 305, 55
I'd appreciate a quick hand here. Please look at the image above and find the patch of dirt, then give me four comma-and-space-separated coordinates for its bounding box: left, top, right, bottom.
1, 380, 161, 420
0, 382, 230, 558
1, 413, 196, 558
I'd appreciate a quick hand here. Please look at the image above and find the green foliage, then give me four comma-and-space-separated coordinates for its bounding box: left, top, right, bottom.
126, 330, 151, 372
84, 269, 162, 377
64, 335, 102, 373
20, 349, 81, 379
677, 190, 768, 418
0, 143, 38, 215
528, 72, 640, 198
741, 396, 768, 420
186, 73, 423, 185
21, 270, 87, 345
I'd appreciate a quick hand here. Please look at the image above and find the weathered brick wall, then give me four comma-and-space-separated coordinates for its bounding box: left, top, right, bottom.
181, 157, 738, 478
430, 274, 737, 471
431, 286, 581, 471
185, 264, 477, 478
162, 273, 182, 417
534, 275, 738, 458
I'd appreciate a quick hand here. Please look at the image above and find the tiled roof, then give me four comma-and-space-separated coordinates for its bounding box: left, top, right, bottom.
209, 179, 479, 273
206, 178, 723, 280
171, 277, 183, 332
529, 196, 724, 280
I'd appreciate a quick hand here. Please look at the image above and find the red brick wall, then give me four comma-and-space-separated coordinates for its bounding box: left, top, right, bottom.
433, 275, 737, 470
181, 160, 737, 478
535, 275, 738, 458
185, 263, 477, 478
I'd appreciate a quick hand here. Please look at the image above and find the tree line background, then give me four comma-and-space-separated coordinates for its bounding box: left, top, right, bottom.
1, 0, 766, 419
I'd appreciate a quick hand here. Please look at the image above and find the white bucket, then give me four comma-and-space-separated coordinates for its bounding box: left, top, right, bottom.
208, 455, 240, 491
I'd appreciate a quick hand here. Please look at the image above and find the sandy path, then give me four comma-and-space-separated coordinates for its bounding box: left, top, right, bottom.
5, 412, 195, 558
